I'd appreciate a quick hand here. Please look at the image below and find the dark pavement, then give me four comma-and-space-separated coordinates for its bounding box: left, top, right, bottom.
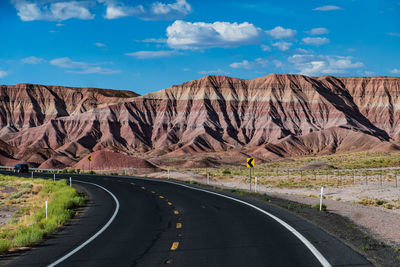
0, 172, 372, 267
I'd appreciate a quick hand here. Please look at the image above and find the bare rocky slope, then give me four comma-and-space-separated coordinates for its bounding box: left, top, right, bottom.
1, 75, 399, 168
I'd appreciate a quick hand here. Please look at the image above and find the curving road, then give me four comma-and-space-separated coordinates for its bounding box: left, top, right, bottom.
1, 172, 371, 267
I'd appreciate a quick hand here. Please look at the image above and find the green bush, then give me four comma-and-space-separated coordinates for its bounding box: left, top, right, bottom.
87, 171, 96, 175
0, 239, 10, 253
312, 203, 327, 211
222, 169, 231, 175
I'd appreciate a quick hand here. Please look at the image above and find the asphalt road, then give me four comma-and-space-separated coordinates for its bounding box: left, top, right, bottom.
1, 172, 372, 267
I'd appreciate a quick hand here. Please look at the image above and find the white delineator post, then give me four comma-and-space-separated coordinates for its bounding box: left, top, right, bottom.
319, 186, 324, 211
255, 176, 258, 192
31, 172, 33, 178
168, 169, 170, 179
53, 173, 56, 182
45, 200, 48, 219
69, 177, 72, 187
207, 173, 210, 185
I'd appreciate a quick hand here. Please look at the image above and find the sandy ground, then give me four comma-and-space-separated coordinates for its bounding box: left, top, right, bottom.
148, 171, 400, 246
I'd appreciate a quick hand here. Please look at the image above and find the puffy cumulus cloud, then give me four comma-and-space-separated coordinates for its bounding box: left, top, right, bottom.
0, 70, 9, 78
125, 50, 181, 59
11, 0, 94, 21
265, 26, 296, 39
289, 54, 364, 76
100, 0, 191, 20
272, 41, 292, 51
313, 5, 342, 11
302, 37, 330, 46
141, 38, 167, 43
21, 56, 45, 64
388, 32, 400, 37
166, 20, 262, 50
229, 58, 268, 69
50, 57, 119, 74
309, 27, 329, 35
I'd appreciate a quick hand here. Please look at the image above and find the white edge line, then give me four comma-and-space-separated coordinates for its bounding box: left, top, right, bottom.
135, 177, 332, 267
47, 180, 120, 267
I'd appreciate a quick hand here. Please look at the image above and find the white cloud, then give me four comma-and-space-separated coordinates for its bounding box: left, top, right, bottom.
309, 27, 329, 35
273, 60, 283, 68
125, 50, 180, 59
56, 23, 64, 26
272, 41, 292, 51
313, 5, 342, 11
289, 54, 364, 76
182, 67, 190, 71
302, 37, 330, 46
388, 32, 400, 37
11, 0, 94, 21
142, 38, 167, 43
101, 0, 191, 20
21, 56, 45, 64
229, 58, 268, 69
198, 69, 229, 75
0, 71, 9, 78
261, 44, 271, 51
166, 20, 262, 50
391, 68, 400, 74
94, 42, 107, 47
50, 57, 119, 74
265, 26, 296, 39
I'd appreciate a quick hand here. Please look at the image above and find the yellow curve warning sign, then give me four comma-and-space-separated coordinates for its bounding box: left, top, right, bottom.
247, 158, 254, 168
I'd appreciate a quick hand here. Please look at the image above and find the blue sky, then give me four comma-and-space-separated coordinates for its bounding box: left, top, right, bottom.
0, 0, 399, 95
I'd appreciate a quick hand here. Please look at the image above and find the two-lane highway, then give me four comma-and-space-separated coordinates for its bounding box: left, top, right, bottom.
1, 172, 372, 266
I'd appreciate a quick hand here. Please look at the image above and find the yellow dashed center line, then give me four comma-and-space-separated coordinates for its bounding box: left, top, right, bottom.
170, 242, 179, 251
151, 191, 155, 194
176, 223, 182, 229
141, 186, 146, 190
167, 202, 172, 206
174, 210, 179, 215
130, 182, 135, 185
159, 195, 164, 199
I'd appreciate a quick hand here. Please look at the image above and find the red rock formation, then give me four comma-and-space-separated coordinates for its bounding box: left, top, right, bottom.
1, 74, 399, 168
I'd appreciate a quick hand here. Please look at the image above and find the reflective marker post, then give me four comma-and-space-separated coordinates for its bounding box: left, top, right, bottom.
31, 172, 33, 178
255, 176, 257, 192
207, 173, 209, 184
53, 173, 56, 182
319, 187, 324, 211
45, 200, 48, 219
69, 177, 72, 187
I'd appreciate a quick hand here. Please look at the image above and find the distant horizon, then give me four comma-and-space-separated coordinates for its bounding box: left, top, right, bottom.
2, 73, 400, 95
1, 0, 399, 94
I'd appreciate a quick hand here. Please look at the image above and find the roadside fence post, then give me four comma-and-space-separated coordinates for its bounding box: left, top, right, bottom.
168, 169, 170, 179
31, 172, 33, 178
255, 176, 257, 192
45, 200, 48, 219
207, 173, 210, 184
53, 173, 56, 182
69, 177, 72, 187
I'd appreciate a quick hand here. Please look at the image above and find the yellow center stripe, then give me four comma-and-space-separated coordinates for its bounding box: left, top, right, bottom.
167, 202, 172, 205
174, 210, 179, 215
176, 223, 182, 229
159, 196, 164, 199
170, 242, 179, 250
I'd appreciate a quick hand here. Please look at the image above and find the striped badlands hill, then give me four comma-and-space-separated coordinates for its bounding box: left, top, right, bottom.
0, 74, 400, 168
